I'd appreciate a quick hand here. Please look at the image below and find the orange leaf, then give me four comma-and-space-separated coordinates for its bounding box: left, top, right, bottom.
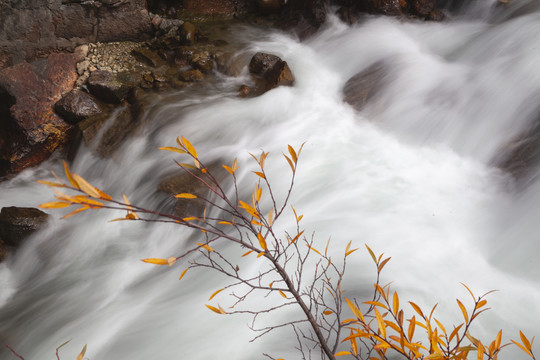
175, 193, 197, 199
365, 244, 377, 264
36, 180, 67, 188
344, 298, 365, 323
167, 257, 177, 266
288, 145, 297, 163
209, 288, 224, 300
409, 302, 425, 318
72, 174, 100, 198
158, 146, 187, 154
334, 351, 352, 356
39, 201, 72, 209
75, 344, 87, 360
520, 331, 532, 351
196, 243, 214, 252
62, 206, 89, 219
182, 137, 198, 158
278, 290, 287, 298
242, 250, 253, 257
141, 258, 169, 265
253, 171, 266, 179
457, 299, 469, 323
257, 233, 267, 251
374, 308, 387, 338
206, 304, 226, 314
268, 209, 274, 226
283, 154, 295, 172
63, 161, 79, 189
323, 310, 333, 315
179, 268, 189, 280
393, 292, 400, 315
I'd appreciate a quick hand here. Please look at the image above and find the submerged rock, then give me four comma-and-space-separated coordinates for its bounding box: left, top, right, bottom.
343, 61, 389, 111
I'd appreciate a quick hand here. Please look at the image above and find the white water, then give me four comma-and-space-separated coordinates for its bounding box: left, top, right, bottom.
2, 1, 540, 358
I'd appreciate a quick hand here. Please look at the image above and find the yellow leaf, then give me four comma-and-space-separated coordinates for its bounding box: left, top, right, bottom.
178, 163, 197, 169
283, 154, 295, 172
75, 344, 87, 360
334, 351, 352, 356
179, 268, 189, 280
477, 299, 487, 309
36, 180, 67, 188
457, 299, 469, 323
239, 201, 260, 219
409, 302, 424, 318
206, 304, 226, 314
306, 244, 322, 256
72, 174, 100, 198
257, 233, 267, 251
183, 217, 202, 221
63, 161, 79, 189
378, 257, 391, 272
365, 244, 377, 264
393, 292, 400, 315
278, 290, 287, 298
196, 243, 214, 252
218, 221, 233, 225
255, 187, 262, 202
345, 240, 352, 253
374, 308, 386, 338
364, 301, 388, 310
290, 230, 304, 244
39, 201, 72, 209
222, 165, 234, 175
175, 193, 197, 199
344, 298, 365, 323
158, 146, 187, 154
288, 145, 298, 163
182, 137, 198, 158
478, 341, 484, 360
268, 209, 274, 226
62, 206, 89, 219
345, 248, 358, 257
242, 250, 253, 257
511, 340, 533, 357
142, 258, 169, 265
257, 252, 265, 258
520, 331, 533, 351
408, 316, 416, 340
209, 288, 224, 301
253, 171, 266, 179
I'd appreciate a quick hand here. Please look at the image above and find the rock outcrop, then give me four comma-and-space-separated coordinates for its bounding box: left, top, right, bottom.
0, 207, 49, 261
0, 53, 78, 179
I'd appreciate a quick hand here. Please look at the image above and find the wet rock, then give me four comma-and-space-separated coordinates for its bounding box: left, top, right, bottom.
264, 60, 294, 90
55, 89, 104, 124
0, 53, 77, 179
0, 207, 49, 249
248, 52, 294, 92
96, 7, 153, 43
411, 0, 436, 17
179, 69, 204, 82
239, 85, 250, 97
191, 51, 213, 73
78, 104, 139, 157
87, 70, 141, 103
276, 0, 327, 39
343, 61, 389, 111
495, 120, 540, 187
0, 241, 7, 262
157, 18, 184, 34
181, 22, 197, 46
249, 53, 281, 76
132, 47, 166, 68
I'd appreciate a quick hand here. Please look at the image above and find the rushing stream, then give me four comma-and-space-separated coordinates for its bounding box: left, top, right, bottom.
1, 0, 540, 358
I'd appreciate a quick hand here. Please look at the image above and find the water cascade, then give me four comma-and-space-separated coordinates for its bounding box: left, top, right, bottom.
1, 0, 540, 358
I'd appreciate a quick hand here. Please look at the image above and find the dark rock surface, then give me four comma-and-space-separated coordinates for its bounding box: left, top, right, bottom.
0, 53, 78, 179
87, 70, 141, 103
248, 52, 294, 94
343, 61, 389, 111
55, 89, 104, 124
0, 0, 153, 70
0, 207, 49, 249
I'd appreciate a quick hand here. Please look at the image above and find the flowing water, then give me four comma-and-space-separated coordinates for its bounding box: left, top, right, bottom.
1, 0, 540, 358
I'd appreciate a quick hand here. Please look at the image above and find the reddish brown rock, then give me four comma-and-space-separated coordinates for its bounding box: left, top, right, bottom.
0, 53, 77, 179
181, 0, 240, 16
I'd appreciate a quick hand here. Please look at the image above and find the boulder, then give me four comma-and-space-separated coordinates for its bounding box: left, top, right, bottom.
495, 120, 540, 187
132, 47, 167, 68
0, 53, 77, 179
343, 61, 389, 111
87, 70, 141, 104
248, 52, 295, 93
157, 171, 208, 218
0, 207, 49, 249
411, 0, 436, 17
276, 0, 327, 39
54, 89, 104, 124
